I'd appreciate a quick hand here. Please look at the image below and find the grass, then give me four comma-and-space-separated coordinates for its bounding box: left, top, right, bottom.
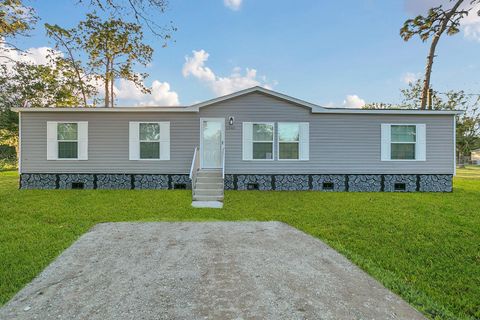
1, 169, 479, 319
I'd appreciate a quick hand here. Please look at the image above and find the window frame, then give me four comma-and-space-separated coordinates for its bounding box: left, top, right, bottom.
251, 122, 275, 161
390, 124, 416, 161
56, 121, 80, 160
277, 122, 302, 161
382, 123, 425, 162
138, 122, 161, 160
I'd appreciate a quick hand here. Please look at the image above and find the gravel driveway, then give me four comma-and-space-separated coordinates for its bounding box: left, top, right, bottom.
0, 222, 425, 320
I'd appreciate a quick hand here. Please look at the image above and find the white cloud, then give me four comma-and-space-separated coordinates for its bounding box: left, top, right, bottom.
0, 42, 180, 106
0, 42, 62, 69
404, 0, 480, 42
114, 79, 179, 106
224, 0, 242, 11
342, 95, 365, 108
182, 49, 274, 96
462, 3, 480, 41
401, 72, 420, 84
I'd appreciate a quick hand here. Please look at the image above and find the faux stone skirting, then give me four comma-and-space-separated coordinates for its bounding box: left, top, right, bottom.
20, 173, 191, 190
20, 173, 453, 192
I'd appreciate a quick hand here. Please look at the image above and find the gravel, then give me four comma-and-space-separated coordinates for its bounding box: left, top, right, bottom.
0, 222, 425, 320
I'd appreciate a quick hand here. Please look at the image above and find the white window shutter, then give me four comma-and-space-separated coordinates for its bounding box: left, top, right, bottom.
381, 124, 391, 161
416, 124, 426, 161
299, 122, 309, 160
129, 122, 140, 160
159, 122, 170, 160
77, 121, 88, 160
47, 121, 58, 160
242, 122, 253, 160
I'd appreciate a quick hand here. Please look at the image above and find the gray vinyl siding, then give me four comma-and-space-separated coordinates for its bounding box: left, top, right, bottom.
21, 112, 199, 174
20, 92, 455, 175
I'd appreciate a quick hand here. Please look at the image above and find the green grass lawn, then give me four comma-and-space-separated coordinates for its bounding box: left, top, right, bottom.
1, 169, 479, 319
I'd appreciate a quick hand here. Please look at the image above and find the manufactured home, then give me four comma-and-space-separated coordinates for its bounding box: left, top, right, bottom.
15, 87, 458, 201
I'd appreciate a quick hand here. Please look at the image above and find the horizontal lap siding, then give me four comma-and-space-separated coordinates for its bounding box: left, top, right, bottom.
21, 112, 198, 174
199, 93, 454, 174
20, 92, 454, 175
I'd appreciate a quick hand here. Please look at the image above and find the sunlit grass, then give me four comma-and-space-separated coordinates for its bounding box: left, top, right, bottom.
1, 170, 479, 319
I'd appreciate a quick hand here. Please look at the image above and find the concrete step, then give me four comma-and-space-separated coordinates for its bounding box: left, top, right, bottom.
193, 195, 224, 201
196, 176, 223, 184
195, 182, 224, 189
194, 189, 224, 196
191, 201, 223, 208
196, 171, 222, 178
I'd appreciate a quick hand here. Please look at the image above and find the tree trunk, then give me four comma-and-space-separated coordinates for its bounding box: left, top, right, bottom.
421, 0, 465, 109
104, 59, 110, 108
52, 32, 88, 107
110, 59, 114, 108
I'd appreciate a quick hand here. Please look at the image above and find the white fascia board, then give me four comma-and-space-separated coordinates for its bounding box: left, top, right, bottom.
314, 108, 463, 115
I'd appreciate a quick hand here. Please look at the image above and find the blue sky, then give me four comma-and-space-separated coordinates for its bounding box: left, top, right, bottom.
12, 0, 480, 107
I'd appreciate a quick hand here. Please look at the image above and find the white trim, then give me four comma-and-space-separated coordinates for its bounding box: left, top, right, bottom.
453, 115, 456, 176
130, 122, 170, 161
47, 121, 87, 161
200, 118, 225, 169
18, 112, 21, 174
381, 123, 426, 162
250, 122, 275, 161
77, 121, 88, 160
12, 106, 462, 115
277, 122, 303, 161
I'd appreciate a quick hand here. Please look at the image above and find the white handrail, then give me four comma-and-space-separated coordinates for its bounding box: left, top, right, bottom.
189, 146, 199, 180
221, 144, 225, 179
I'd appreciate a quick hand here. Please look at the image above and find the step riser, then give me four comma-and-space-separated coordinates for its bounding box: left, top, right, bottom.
194, 190, 224, 196
197, 173, 222, 179
195, 183, 224, 189
196, 177, 223, 184
193, 196, 224, 201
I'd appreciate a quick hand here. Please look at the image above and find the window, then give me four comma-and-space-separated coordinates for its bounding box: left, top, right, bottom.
278, 123, 300, 160
381, 124, 426, 161
243, 122, 308, 161
252, 123, 274, 160
139, 123, 160, 159
129, 122, 170, 161
57, 123, 78, 159
47, 121, 88, 160
391, 125, 416, 160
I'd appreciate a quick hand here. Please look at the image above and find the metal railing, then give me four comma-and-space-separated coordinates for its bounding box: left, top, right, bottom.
189, 146, 200, 185
221, 144, 225, 179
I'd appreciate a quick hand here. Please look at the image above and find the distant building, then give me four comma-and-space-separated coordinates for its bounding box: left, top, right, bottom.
471, 148, 480, 165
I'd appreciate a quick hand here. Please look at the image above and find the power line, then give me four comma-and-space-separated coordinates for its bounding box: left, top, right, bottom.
436, 92, 480, 96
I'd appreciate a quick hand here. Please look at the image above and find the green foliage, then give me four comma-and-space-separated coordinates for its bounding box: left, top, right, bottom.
77, 0, 175, 38
75, 13, 154, 107
364, 79, 480, 160
0, 171, 479, 319
399, 0, 480, 109
400, 4, 467, 42
0, 0, 36, 38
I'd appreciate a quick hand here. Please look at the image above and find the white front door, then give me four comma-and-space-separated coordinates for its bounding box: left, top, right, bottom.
201, 118, 224, 169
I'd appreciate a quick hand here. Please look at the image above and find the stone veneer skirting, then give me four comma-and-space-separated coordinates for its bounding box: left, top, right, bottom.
20, 173, 453, 192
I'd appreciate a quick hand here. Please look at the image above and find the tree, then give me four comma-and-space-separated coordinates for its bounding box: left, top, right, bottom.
45, 24, 95, 107
0, 56, 97, 163
0, 0, 36, 38
78, 0, 175, 39
76, 14, 153, 107
400, 0, 480, 109
363, 80, 480, 164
